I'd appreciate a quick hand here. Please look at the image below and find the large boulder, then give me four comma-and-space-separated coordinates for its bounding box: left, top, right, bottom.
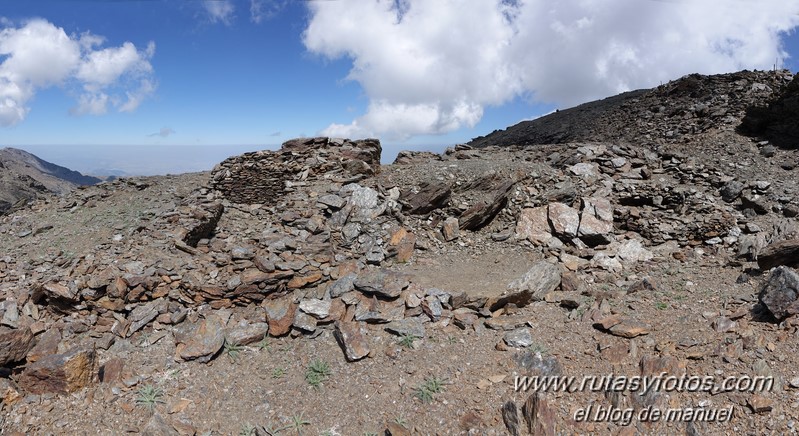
759, 266, 799, 321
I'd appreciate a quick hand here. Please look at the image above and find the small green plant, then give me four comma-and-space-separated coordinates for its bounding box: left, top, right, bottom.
394, 415, 408, 427
414, 376, 447, 403
272, 367, 286, 379
363, 433, 379, 436
283, 413, 310, 435
530, 343, 548, 355
446, 335, 457, 345
655, 302, 668, 310
397, 334, 419, 348
224, 339, 244, 361
135, 384, 166, 412
257, 336, 272, 352
239, 423, 256, 436
305, 359, 331, 388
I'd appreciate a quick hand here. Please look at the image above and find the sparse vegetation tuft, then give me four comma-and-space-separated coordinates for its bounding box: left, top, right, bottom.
305, 359, 331, 388
397, 333, 419, 348
414, 376, 447, 403
135, 384, 165, 412
224, 338, 244, 361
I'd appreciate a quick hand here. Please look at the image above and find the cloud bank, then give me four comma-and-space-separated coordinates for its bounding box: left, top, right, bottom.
0, 19, 155, 126
303, 0, 799, 140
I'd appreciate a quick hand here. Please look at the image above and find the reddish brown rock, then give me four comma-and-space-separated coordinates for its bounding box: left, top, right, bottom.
18, 347, 96, 394
0, 326, 34, 365
26, 328, 61, 363
335, 320, 370, 361
522, 393, 557, 435
99, 357, 125, 383
609, 321, 650, 338
263, 298, 297, 337
757, 238, 799, 270
403, 181, 452, 215
42, 282, 77, 302
748, 394, 773, 413
287, 272, 323, 289
593, 314, 624, 330
388, 228, 416, 263
0, 378, 22, 406
516, 207, 553, 245
174, 315, 225, 363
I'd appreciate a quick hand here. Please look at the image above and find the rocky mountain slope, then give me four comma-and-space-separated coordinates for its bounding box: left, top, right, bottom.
0, 148, 101, 215
469, 69, 794, 149
1, 70, 799, 435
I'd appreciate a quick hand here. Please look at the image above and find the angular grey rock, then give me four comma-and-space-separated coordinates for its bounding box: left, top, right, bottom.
318, 194, 346, 209
328, 273, 357, 298
292, 312, 317, 332
616, 239, 653, 263
504, 328, 534, 348
499, 261, 562, 308
514, 351, 563, 377
230, 246, 255, 260
346, 185, 383, 221
720, 181, 744, 202
341, 222, 361, 244
569, 162, 600, 178
127, 299, 164, 336
459, 179, 515, 231
385, 317, 426, 338
224, 321, 269, 346
299, 299, 332, 319
758, 266, 799, 321
365, 246, 385, 265
174, 315, 225, 363
354, 269, 409, 298
548, 202, 579, 239
442, 217, 460, 241
741, 191, 770, 214
422, 296, 444, 322
578, 197, 614, 246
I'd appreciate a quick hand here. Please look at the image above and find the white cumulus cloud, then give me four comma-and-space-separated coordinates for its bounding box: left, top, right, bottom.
204, 1, 235, 25
0, 18, 156, 126
303, 0, 799, 140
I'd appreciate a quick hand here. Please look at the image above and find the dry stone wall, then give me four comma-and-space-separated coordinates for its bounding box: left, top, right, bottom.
210, 137, 381, 205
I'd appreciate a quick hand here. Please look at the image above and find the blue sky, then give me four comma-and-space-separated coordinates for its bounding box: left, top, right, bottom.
2, 0, 799, 175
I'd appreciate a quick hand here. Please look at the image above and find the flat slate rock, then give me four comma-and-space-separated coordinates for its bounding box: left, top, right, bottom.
354, 269, 409, 298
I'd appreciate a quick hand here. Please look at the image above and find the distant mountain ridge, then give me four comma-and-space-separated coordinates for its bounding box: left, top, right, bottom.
0, 147, 101, 214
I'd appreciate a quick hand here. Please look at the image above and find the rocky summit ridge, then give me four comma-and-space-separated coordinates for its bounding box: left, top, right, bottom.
1, 69, 799, 434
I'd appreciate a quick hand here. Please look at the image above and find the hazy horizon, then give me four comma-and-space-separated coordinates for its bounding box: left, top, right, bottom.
4, 143, 452, 177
